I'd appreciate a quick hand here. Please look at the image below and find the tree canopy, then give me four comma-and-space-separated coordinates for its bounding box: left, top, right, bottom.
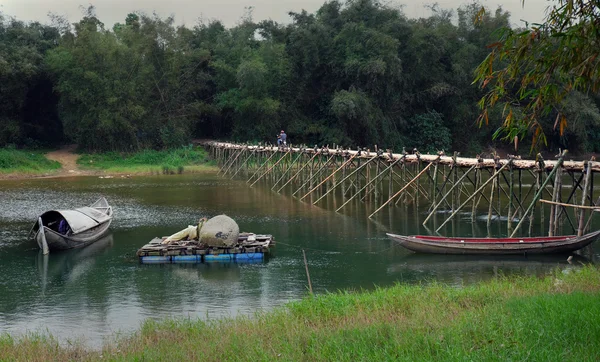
1, 1, 599, 154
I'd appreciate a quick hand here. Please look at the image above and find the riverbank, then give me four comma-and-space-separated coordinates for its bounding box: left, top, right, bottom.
0, 146, 217, 180
0, 148, 62, 177
1, 265, 599, 361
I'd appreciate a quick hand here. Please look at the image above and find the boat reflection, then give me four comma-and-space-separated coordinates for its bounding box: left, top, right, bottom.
387, 253, 591, 285
37, 234, 114, 292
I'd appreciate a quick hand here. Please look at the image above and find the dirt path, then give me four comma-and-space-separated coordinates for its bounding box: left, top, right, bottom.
45, 145, 93, 176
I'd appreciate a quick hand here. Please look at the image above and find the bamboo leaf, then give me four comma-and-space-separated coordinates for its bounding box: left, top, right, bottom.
559, 115, 567, 136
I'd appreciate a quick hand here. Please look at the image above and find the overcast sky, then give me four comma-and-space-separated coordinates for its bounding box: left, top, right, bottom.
1, 0, 552, 28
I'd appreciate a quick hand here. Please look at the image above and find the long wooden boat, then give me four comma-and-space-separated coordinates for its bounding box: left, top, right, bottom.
386, 230, 600, 255
29, 197, 113, 253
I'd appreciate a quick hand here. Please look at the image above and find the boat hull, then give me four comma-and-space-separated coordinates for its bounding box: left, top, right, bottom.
36, 219, 112, 251
387, 230, 600, 255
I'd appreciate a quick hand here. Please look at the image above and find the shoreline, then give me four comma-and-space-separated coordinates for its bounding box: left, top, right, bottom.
0, 145, 217, 181
0, 165, 219, 181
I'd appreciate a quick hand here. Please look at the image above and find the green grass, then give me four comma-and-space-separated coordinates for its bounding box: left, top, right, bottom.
77, 146, 216, 174
0, 148, 61, 174
2, 265, 600, 361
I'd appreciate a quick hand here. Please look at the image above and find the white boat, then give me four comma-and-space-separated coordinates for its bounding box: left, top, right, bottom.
29, 197, 113, 253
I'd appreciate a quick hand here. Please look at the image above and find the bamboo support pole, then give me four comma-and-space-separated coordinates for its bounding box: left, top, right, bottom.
554, 171, 584, 225
432, 161, 438, 206
375, 151, 380, 198
342, 157, 406, 210
578, 161, 592, 236
220, 148, 245, 176
292, 155, 335, 197
301, 154, 357, 201
356, 158, 361, 193
428, 166, 452, 212
471, 168, 480, 222
519, 169, 523, 218
276, 152, 320, 193
416, 156, 421, 202
360, 167, 383, 202
539, 199, 600, 209
548, 166, 561, 236
452, 152, 458, 210
499, 171, 526, 213
249, 150, 292, 187
362, 158, 392, 202
462, 171, 501, 216
508, 163, 514, 233
396, 165, 431, 200
556, 167, 564, 234
389, 168, 418, 203
436, 162, 511, 232
422, 163, 452, 209
230, 150, 256, 179
369, 163, 433, 218
388, 153, 393, 200
314, 156, 381, 205
487, 174, 496, 228
509, 152, 566, 237
271, 152, 304, 190
402, 162, 407, 204
247, 150, 279, 184
529, 170, 540, 236
422, 164, 477, 226
302, 249, 313, 295
510, 173, 536, 222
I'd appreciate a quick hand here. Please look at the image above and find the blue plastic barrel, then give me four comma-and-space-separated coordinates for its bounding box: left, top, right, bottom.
141, 256, 171, 264
204, 254, 233, 262
172, 255, 201, 263
235, 253, 264, 261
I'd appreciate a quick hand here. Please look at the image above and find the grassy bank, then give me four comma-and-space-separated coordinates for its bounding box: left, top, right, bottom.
77, 146, 215, 174
1, 266, 600, 361
0, 148, 61, 175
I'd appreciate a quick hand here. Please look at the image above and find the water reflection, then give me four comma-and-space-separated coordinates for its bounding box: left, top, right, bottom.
37, 234, 114, 293
387, 253, 590, 285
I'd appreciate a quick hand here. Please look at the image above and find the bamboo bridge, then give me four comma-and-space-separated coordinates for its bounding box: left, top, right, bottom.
203, 141, 600, 237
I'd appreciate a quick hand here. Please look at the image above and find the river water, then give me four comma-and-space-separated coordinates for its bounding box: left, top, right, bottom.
0, 172, 597, 347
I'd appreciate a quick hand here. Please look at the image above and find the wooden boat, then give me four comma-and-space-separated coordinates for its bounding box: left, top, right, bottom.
29, 197, 113, 253
386, 230, 600, 255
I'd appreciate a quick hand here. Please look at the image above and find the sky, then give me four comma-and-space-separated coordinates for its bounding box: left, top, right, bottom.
0, 0, 553, 29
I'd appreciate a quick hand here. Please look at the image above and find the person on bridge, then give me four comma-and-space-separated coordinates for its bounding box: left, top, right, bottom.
162, 217, 208, 244
279, 130, 287, 148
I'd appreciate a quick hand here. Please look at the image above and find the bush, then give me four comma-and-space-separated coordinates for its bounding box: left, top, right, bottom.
405, 111, 452, 153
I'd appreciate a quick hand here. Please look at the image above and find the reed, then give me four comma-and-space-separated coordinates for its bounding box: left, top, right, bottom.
2, 266, 599, 361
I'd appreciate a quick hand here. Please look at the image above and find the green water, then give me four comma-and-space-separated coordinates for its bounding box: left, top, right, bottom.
0, 172, 597, 347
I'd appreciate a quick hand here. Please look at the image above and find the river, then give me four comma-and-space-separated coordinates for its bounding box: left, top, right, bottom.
0, 172, 597, 347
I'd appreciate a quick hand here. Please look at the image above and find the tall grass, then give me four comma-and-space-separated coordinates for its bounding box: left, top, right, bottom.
1, 266, 599, 361
77, 146, 215, 174
0, 148, 61, 174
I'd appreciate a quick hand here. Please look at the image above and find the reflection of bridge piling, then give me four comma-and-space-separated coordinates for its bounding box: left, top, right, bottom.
205, 141, 599, 237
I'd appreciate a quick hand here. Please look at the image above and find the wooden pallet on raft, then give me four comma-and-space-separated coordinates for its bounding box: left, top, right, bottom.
136, 232, 274, 264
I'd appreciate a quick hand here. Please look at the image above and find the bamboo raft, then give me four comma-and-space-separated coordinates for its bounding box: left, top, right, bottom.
136, 233, 274, 264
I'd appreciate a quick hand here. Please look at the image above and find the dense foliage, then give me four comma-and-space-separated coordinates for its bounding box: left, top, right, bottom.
1, 1, 599, 153
474, 0, 600, 152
